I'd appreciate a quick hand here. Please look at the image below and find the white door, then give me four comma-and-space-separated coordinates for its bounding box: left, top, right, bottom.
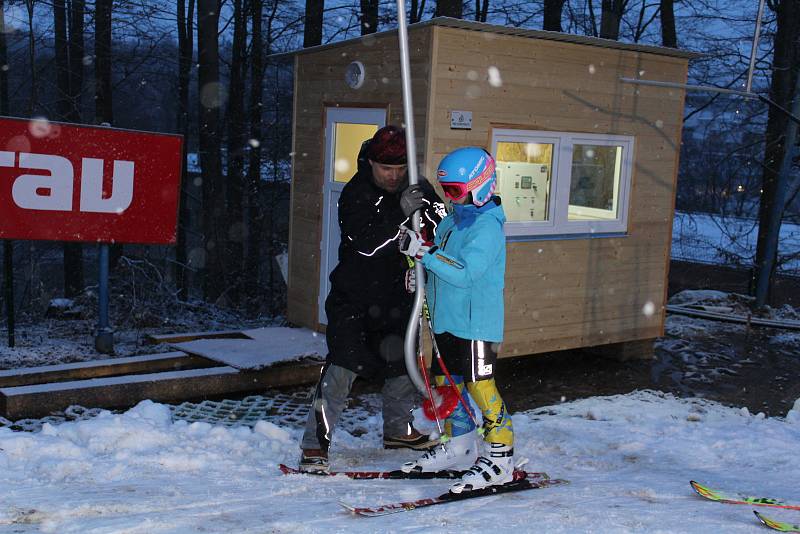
319, 107, 386, 324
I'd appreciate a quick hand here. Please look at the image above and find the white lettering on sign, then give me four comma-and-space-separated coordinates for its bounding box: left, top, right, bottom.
13, 153, 74, 211
79, 158, 134, 214
2, 152, 135, 213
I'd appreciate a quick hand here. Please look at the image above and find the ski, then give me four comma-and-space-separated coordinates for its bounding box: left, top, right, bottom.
279, 463, 549, 481
339, 476, 569, 517
690, 481, 800, 511
754, 511, 800, 533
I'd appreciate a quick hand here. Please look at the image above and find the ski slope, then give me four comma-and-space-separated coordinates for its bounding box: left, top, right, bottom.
0, 390, 798, 532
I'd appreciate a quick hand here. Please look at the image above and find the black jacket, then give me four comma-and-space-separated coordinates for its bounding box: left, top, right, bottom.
329, 163, 444, 307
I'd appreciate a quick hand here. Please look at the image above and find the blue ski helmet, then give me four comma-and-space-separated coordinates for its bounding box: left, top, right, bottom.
436, 147, 497, 206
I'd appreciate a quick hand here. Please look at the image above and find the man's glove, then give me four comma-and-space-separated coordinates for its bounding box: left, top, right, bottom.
399, 225, 433, 260
400, 185, 426, 217
404, 267, 426, 293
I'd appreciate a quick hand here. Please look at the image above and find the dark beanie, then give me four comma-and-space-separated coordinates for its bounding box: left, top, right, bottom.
367, 125, 407, 165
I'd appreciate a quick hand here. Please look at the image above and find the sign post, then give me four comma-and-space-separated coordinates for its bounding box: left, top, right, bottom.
0, 117, 183, 352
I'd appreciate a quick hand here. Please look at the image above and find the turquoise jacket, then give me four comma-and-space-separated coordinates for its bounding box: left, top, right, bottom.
421, 197, 506, 342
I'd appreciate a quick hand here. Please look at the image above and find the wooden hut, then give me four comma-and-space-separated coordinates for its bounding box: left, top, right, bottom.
284, 17, 698, 360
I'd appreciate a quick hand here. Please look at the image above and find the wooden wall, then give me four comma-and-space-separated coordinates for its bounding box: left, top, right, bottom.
427, 26, 689, 357
287, 26, 435, 330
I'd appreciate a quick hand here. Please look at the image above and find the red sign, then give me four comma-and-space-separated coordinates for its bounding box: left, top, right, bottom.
0, 117, 183, 244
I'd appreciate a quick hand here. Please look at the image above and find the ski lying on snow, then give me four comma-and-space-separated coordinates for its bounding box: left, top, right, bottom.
690, 481, 800, 511
339, 477, 569, 517
754, 511, 800, 533
279, 463, 549, 481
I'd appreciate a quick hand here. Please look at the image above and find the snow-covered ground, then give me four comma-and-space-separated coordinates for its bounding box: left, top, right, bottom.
672, 211, 800, 275
1, 391, 799, 532
0, 290, 796, 532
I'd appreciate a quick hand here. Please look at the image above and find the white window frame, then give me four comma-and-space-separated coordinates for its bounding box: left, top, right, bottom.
491, 128, 635, 238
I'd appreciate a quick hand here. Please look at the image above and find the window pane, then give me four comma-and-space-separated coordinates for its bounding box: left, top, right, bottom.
569, 144, 622, 221
495, 141, 553, 222
333, 123, 378, 183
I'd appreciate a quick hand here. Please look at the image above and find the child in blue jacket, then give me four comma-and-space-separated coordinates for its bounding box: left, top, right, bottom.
399, 147, 514, 493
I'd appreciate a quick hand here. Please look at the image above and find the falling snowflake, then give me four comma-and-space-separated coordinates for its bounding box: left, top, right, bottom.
487, 66, 502, 87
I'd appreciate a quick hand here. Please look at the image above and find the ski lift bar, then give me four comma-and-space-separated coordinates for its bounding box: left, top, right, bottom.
619, 77, 756, 98
619, 77, 800, 127
396, 0, 429, 396
746, 0, 767, 93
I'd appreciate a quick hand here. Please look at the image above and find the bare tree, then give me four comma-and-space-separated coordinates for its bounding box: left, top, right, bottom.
409, 0, 426, 23
303, 0, 324, 47
1, 0, 14, 346
543, 0, 566, 31
660, 0, 676, 47
435, 0, 463, 18
753, 0, 800, 305
94, 0, 113, 124
225, 0, 248, 304
245, 0, 267, 313
176, 0, 195, 300
599, 0, 627, 40
24, 0, 36, 114
197, 0, 226, 301
360, 0, 379, 34
54, 0, 85, 298
0, 0, 8, 114
474, 0, 489, 22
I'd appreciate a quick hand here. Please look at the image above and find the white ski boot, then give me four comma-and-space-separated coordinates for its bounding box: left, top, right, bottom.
450, 442, 514, 493
400, 431, 478, 473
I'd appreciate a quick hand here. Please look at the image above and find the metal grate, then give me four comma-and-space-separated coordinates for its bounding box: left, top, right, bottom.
0, 389, 385, 433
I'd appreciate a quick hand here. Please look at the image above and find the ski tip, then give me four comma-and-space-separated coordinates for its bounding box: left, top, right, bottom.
278, 463, 294, 474
689, 480, 707, 496
754, 510, 800, 532
339, 500, 357, 513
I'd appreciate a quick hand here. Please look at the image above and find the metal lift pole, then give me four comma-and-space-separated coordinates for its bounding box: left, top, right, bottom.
396, 0, 429, 395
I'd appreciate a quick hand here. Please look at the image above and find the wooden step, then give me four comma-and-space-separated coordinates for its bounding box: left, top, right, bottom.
0, 352, 215, 388
146, 330, 250, 345
0, 360, 323, 420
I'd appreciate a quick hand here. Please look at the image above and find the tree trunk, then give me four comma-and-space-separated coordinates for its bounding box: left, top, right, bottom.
660, 0, 677, 48
24, 0, 36, 114
94, 0, 122, 269
245, 0, 268, 314
54, 0, 84, 298
435, 0, 462, 18
475, 0, 488, 22
176, 0, 195, 300
67, 0, 85, 122
360, 0, 379, 34
197, 0, 226, 301
225, 0, 248, 306
543, 0, 566, 31
409, 0, 426, 23
1, 1, 15, 347
599, 0, 625, 40
303, 0, 324, 47
54, 0, 70, 119
0, 0, 8, 114
94, 0, 113, 124
753, 0, 800, 305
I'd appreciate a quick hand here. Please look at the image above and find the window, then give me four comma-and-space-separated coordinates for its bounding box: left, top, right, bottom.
491, 129, 634, 238
333, 122, 378, 183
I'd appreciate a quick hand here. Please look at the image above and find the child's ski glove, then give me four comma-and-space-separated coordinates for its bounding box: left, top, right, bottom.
398, 225, 433, 260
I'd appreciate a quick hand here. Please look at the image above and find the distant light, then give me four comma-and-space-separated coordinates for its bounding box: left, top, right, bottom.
737, 185, 744, 192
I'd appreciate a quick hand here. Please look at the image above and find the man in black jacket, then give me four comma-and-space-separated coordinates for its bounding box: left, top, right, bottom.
299, 126, 445, 473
